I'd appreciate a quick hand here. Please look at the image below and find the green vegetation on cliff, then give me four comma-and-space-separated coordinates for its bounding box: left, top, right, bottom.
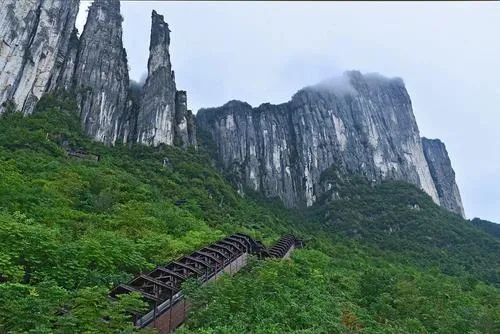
0, 96, 498, 333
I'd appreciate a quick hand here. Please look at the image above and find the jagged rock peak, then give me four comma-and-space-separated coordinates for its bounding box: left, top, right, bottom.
149, 10, 171, 71
422, 138, 465, 217
148, 10, 173, 76
197, 71, 442, 209
136, 10, 176, 146
73, 0, 130, 145
136, 10, 196, 148
0, 0, 80, 114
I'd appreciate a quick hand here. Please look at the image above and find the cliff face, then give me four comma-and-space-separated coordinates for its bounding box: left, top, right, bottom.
197, 71, 444, 208
50, 28, 79, 91
136, 11, 196, 148
422, 138, 465, 217
0, 0, 79, 114
175, 90, 197, 148
0, 1, 195, 149
73, 0, 129, 145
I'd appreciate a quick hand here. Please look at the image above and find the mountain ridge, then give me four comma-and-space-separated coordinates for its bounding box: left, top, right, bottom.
0, 1, 465, 217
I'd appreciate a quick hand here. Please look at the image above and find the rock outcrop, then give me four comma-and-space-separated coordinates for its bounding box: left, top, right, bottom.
0, 1, 196, 149
50, 27, 79, 91
0, 0, 79, 114
72, 0, 129, 145
422, 138, 465, 217
136, 10, 176, 146
136, 10, 196, 148
175, 90, 197, 148
197, 71, 444, 209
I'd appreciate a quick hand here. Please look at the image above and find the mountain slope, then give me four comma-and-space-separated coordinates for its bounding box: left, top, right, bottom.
471, 218, 500, 238
308, 170, 499, 283
0, 95, 498, 333
0, 94, 288, 333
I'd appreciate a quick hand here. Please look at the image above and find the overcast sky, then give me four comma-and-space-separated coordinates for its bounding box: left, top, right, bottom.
77, 1, 499, 222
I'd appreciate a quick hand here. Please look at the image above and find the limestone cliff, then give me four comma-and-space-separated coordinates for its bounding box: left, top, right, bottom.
50, 27, 79, 91
136, 10, 196, 148
72, 0, 129, 145
1, 1, 196, 149
0, 0, 79, 114
422, 138, 465, 217
197, 71, 444, 209
136, 10, 176, 146
175, 90, 197, 148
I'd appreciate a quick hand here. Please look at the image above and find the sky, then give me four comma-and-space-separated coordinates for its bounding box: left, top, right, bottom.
77, 1, 500, 222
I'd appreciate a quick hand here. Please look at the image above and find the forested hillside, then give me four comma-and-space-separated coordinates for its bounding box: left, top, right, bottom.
0, 96, 498, 333
470, 218, 500, 238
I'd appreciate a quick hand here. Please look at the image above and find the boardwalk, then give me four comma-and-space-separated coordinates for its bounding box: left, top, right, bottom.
110, 233, 303, 333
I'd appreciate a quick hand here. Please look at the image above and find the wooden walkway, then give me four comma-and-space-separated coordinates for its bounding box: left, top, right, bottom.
109, 233, 303, 333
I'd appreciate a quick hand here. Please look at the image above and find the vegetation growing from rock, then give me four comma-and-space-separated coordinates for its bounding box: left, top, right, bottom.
0, 96, 498, 333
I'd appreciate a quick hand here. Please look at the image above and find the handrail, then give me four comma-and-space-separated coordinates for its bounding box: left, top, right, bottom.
109, 233, 303, 333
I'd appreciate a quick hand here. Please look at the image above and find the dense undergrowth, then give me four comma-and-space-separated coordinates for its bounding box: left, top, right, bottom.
0, 95, 498, 333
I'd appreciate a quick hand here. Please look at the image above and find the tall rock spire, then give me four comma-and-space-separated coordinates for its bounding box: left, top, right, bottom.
0, 0, 80, 114
136, 10, 177, 146
0, 3, 195, 148
73, 0, 129, 145
135, 10, 197, 148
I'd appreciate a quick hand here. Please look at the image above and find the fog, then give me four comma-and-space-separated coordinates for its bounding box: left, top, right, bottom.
309, 72, 358, 96
77, 1, 500, 222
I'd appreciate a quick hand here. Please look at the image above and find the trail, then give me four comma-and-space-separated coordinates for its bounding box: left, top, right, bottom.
110, 233, 303, 333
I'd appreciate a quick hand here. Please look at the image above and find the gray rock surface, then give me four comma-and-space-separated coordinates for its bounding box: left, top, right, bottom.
136, 10, 196, 148
50, 28, 79, 91
422, 138, 465, 217
73, 0, 129, 145
197, 71, 443, 208
136, 10, 177, 146
0, 2, 195, 149
0, 0, 79, 114
175, 90, 197, 148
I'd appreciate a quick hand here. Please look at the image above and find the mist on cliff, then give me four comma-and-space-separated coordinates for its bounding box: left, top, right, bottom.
309, 72, 358, 96
75, 1, 500, 222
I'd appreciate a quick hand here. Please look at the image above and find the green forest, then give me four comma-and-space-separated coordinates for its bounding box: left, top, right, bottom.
0, 95, 498, 333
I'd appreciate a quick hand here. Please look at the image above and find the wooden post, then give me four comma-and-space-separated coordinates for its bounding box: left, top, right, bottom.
153, 300, 157, 329
183, 298, 187, 327
168, 295, 172, 333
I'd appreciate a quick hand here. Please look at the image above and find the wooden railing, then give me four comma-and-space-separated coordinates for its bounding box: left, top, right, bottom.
109, 233, 303, 333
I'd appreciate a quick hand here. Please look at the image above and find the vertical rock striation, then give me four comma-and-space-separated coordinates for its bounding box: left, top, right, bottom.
422, 138, 465, 217
0, 2, 195, 149
175, 90, 197, 148
73, 0, 129, 145
197, 71, 443, 208
0, 0, 79, 114
136, 10, 177, 146
50, 27, 79, 91
136, 10, 196, 148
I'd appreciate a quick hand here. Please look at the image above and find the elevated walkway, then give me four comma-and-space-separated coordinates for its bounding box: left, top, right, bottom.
109, 233, 303, 333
